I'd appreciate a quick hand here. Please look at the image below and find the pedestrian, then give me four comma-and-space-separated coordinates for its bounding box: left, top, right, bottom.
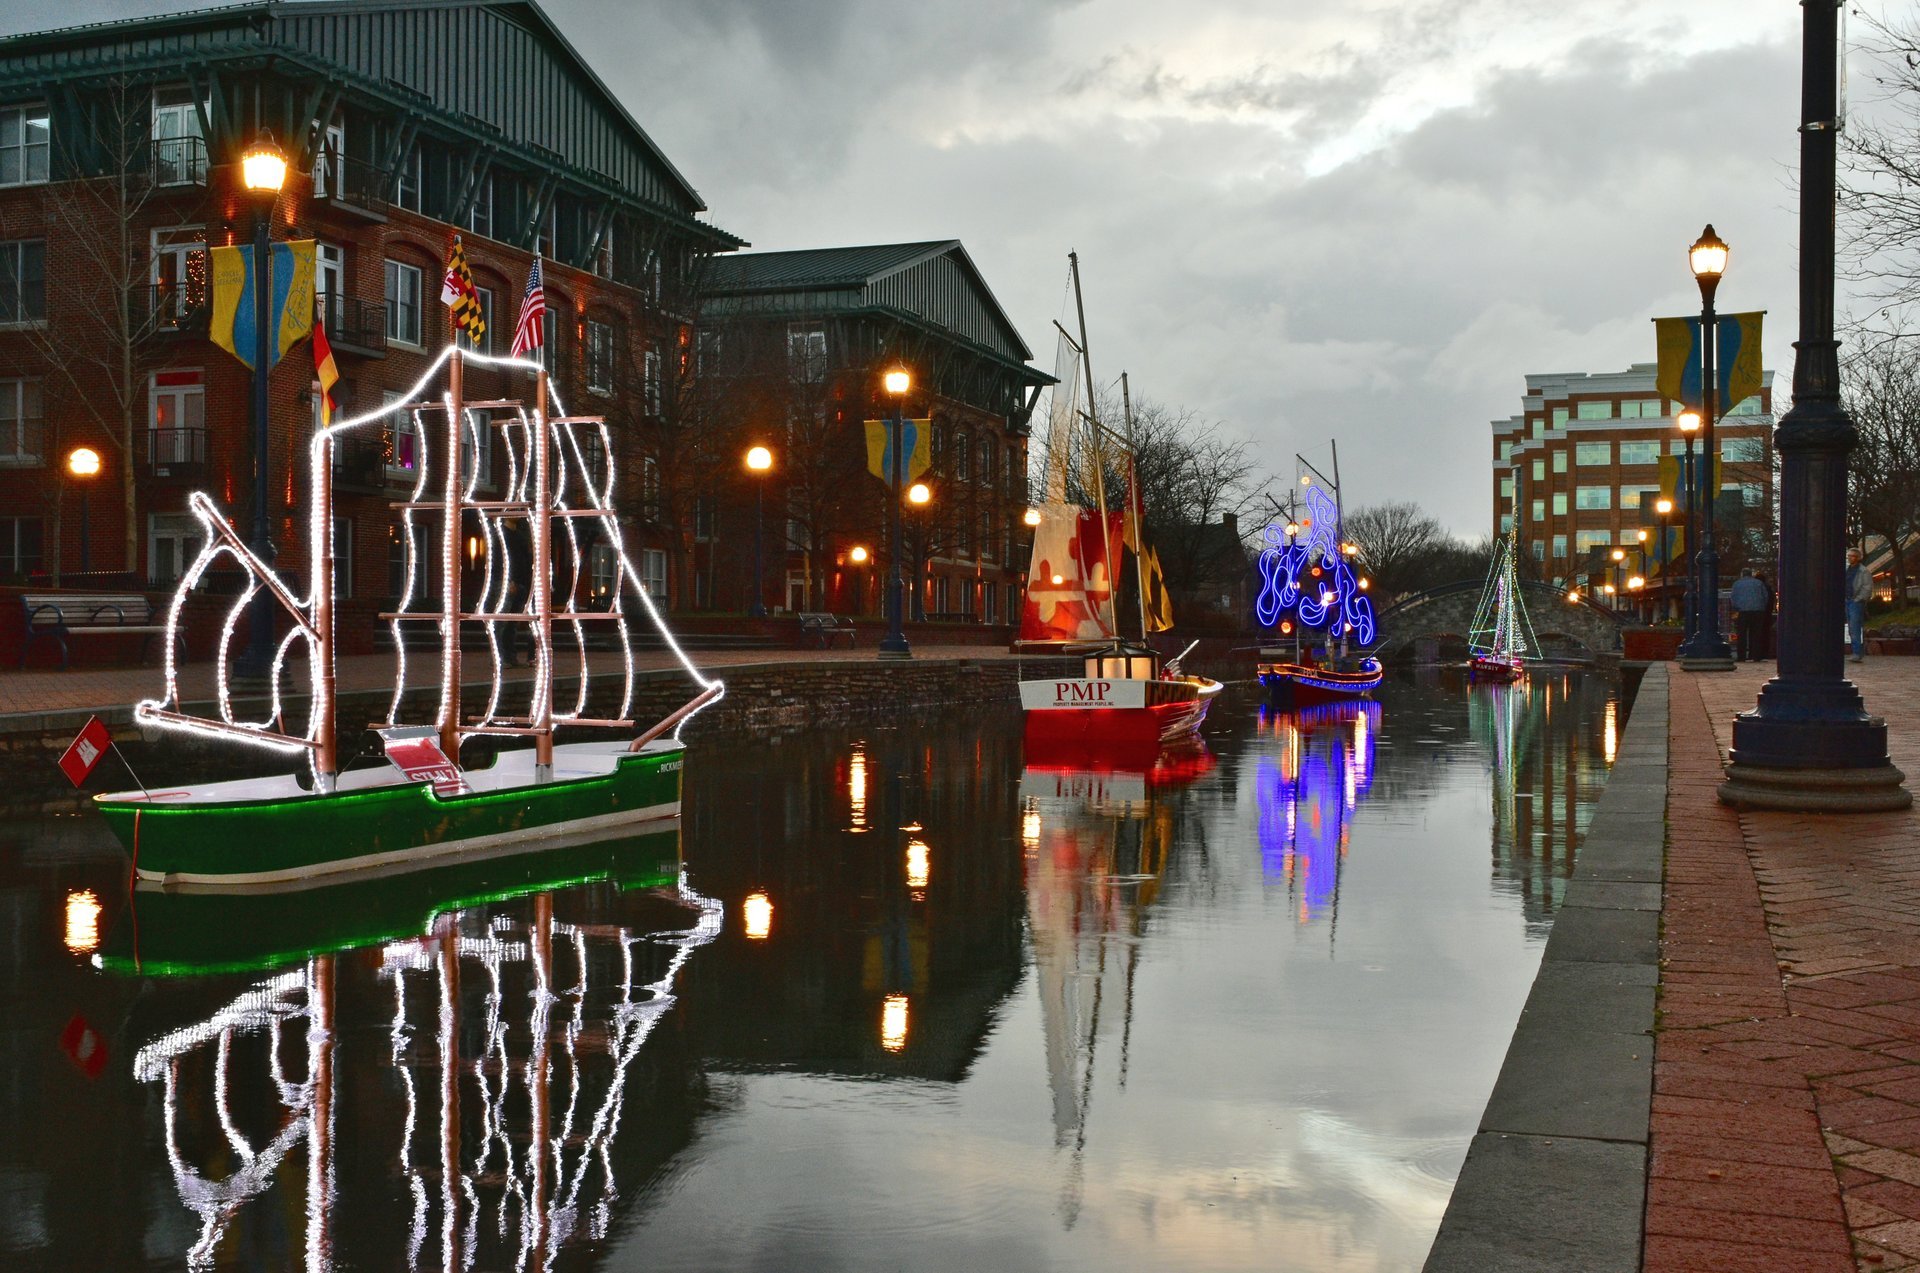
1846, 547, 1874, 663
1730, 568, 1768, 662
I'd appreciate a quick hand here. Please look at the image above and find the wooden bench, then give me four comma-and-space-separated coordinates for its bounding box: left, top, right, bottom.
20, 593, 173, 670
796, 611, 857, 648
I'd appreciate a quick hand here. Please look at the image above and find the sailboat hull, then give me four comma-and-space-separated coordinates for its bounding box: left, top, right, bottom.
1257, 658, 1385, 707
1469, 655, 1525, 682
1019, 676, 1223, 746
95, 739, 684, 887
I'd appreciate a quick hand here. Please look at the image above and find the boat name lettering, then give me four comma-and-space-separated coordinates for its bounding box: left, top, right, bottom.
1053, 680, 1113, 704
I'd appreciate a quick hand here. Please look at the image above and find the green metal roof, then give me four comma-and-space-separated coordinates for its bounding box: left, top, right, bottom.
705, 240, 1040, 369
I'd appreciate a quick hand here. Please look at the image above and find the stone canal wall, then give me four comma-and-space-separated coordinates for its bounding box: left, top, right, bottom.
0, 655, 1080, 794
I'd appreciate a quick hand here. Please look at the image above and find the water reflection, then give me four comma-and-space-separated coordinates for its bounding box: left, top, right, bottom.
2, 674, 1628, 1272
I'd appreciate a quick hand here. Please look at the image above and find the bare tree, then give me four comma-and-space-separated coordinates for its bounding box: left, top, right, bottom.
1844, 334, 1920, 594
1343, 502, 1447, 601
1840, 11, 1920, 334
33, 77, 183, 575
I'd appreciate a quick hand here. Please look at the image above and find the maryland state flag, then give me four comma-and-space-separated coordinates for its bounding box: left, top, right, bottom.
313, 319, 341, 425
209, 240, 315, 371
1653, 311, 1765, 413
864, 417, 931, 488
441, 235, 486, 346
1123, 459, 1173, 631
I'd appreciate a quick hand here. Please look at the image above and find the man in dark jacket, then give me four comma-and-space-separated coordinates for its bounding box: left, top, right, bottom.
1730, 568, 1768, 662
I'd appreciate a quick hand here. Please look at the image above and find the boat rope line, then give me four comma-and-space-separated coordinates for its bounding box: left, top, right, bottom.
133, 344, 725, 782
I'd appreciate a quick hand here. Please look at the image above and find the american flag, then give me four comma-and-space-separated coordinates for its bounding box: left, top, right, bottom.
510, 256, 546, 358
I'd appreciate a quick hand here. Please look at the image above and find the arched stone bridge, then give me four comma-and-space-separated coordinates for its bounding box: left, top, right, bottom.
1367, 579, 1623, 657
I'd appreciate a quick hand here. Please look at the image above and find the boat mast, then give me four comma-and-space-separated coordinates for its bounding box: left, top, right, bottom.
314, 424, 337, 790
1068, 251, 1118, 641
440, 346, 464, 760
1331, 439, 1347, 660
1120, 371, 1149, 642
532, 366, 554, 779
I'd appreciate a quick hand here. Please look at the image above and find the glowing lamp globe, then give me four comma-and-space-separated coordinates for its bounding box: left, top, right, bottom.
1628, 575, 1645, 590
907, 482, 931, 505
746, 445, 773, 472
884, 369, 910, 396
1567, 590, 1581, 602
1677, 410, 1701, 434
240, 131, 288, 196
66, 447, 102, 478
1611, 548, 1625, 562
849, 545, 869, 564
1023, 507, 1041, 527
1689, 224, 1729, 281
1655, 498, 1673, 515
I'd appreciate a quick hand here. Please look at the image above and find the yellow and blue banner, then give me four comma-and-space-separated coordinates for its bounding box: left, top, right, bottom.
210, 240, 316, 371
864, 417, 931, 487
1653, 311, 1765, 413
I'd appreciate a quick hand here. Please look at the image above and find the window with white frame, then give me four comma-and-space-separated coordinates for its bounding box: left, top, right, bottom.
312, 120, 344, 198
1620, 489, 1644, 509
394, 145, 422, 212
1722, 435, 1766, 463
314, 241, 344, 327
1575, 441, 1611, 466
639, 547, 666, 601
1552, 534, 1568, 560
953, 431, 971, 482
384, 259, 422, 346
330, 516, 354, 599
151, 227, 206, 325
787, 325, 827, 383
148, 512, 203, 586
0, 516, 41, 574
148, 370, 205, 466
1551, 493, 1568, 516
0, 378, 42, 465
468, 172, 493, 238
459, 411, 493, 489
151, 87, 206, 185
1575, 486, 1612, 510
1618, 440, 1660, 466
0, 240, 45, 323
585, 319, 615, 392
641, 454, 661, 517
383, 390, 419, 477
1576, 400, 1613, 420
387, 523, 406, 598
644, 348, 661, 415
0, 104, 49, 187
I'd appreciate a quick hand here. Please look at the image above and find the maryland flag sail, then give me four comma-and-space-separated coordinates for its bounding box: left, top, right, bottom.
1021, 505, 1123, 642
441, 235, 486, 347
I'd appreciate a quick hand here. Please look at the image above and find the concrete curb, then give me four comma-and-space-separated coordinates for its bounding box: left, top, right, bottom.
1423, 663, 1668, 1272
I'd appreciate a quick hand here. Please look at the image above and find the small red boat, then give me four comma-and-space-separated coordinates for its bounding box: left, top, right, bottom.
1468, 653, 1525, 683
1257, 654, 1384, 708
1020, 645, 1224, 747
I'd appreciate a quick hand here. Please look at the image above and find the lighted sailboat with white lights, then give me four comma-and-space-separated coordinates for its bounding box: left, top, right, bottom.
1467, 524, 1536, 682
93, 342, 723, 886
1017, 254, 1222, 747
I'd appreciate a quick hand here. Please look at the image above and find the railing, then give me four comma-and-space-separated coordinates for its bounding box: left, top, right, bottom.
144, 427, 208, 479
150, 136, 208, 188
312, 153, 390, 217
331, 433, 386, 492
135, 281, 210, 336
316, 291, 387, 355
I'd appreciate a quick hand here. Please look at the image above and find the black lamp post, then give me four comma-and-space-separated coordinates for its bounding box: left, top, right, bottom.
1676, 410, 1702, 643
745, 445, 771, 618
235, 129, 287, 682
66, 447, 100, 576
1678, 225, 1736, 669
1721, 0, 1909, 810
878, 369, 913, 659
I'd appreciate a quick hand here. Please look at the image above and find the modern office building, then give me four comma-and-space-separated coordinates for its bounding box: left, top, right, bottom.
0, 0, 742, 649
1489, 363, 1776, 598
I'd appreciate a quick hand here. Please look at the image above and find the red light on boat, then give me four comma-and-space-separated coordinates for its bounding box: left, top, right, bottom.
1280, 621, 1293, 634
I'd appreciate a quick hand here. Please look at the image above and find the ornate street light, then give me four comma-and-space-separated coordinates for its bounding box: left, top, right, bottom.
745, 445, 772, 618
1722, 0, 1908, 809
234, 129, 288, 682
67, 447, 101, 576
879, 369, 914, 658
1676, 226, 1735, 669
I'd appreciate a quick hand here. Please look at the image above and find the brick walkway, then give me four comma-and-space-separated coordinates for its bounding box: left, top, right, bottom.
0, 643, 1026, 719
1652, 661, 1920, 1272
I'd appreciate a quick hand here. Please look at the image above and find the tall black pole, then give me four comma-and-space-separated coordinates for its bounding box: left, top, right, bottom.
748, 479, 766, 618
237, 206, 277, 681
879, 403, 911, 658
1722, 0, 1908, 810
1682, 263, 1734, 666
1681, 431, 1699, 642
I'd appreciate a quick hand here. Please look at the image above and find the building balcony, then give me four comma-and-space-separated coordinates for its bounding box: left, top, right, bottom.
143, 427, 207, 482
147, 136, 209, 189
312, 154, 391, 220
317, 292, 387, 357
330, 432, 388, 494
134, 282, 210, 338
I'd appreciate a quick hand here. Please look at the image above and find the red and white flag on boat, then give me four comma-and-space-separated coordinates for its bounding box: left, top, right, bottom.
1020, 506, 1123, 642
378, 727, 470, 796
57, 715, 113, 788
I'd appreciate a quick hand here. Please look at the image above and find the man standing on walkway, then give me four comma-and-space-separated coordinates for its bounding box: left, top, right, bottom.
1847, 548, 1874, 663
1731, 568, 1769, 662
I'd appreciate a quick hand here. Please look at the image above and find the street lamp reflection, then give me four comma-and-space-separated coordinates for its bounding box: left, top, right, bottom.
906, 839, 929, 894
849, 747, 868, 831
881, 994, 909, 1052
743, 891, 773, 941
64, 888, 101, 954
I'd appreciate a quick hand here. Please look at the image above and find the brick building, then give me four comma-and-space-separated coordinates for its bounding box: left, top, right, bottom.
698, 242, 1051, 624
1489, 363, 1776, 602
0, 1, 741, 645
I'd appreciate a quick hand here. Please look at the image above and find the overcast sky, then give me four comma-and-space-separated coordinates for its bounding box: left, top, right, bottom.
7, 0, 1866, 532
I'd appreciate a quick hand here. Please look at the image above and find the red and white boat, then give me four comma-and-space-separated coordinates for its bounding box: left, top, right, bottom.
1020, 646, 1224, 747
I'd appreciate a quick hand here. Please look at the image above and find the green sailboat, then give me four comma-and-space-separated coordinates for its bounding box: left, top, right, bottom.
96, 343, 723, 886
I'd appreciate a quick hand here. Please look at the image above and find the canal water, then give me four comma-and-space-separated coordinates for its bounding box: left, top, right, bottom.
0, 670, 1621, 1272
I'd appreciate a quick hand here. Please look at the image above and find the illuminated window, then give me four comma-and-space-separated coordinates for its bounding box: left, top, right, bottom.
1576, 400, 1612, 420
1575, 486, 1612, 510
1576, 441, 1611, 466
1618, 440, 1660, 466
1552, 492, 1568, 516
1620, 489, 1643, 509
1552, 451, 1568, 473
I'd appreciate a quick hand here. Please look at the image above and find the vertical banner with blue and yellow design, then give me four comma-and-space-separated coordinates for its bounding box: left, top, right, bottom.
210, 240, 316, 371
1653, 311, 1765, 413
864, 417, 932, 488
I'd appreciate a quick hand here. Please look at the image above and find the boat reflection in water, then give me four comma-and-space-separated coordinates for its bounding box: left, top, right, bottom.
1252, 700, 1381, 924
98, 827, 718, 1271
1018, 737, 1214, 1221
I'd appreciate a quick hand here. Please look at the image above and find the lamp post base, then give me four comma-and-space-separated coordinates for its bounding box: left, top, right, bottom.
876, 636, 912, 660
1720, 759, 1911, 812
1677, 654, 1737, 673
